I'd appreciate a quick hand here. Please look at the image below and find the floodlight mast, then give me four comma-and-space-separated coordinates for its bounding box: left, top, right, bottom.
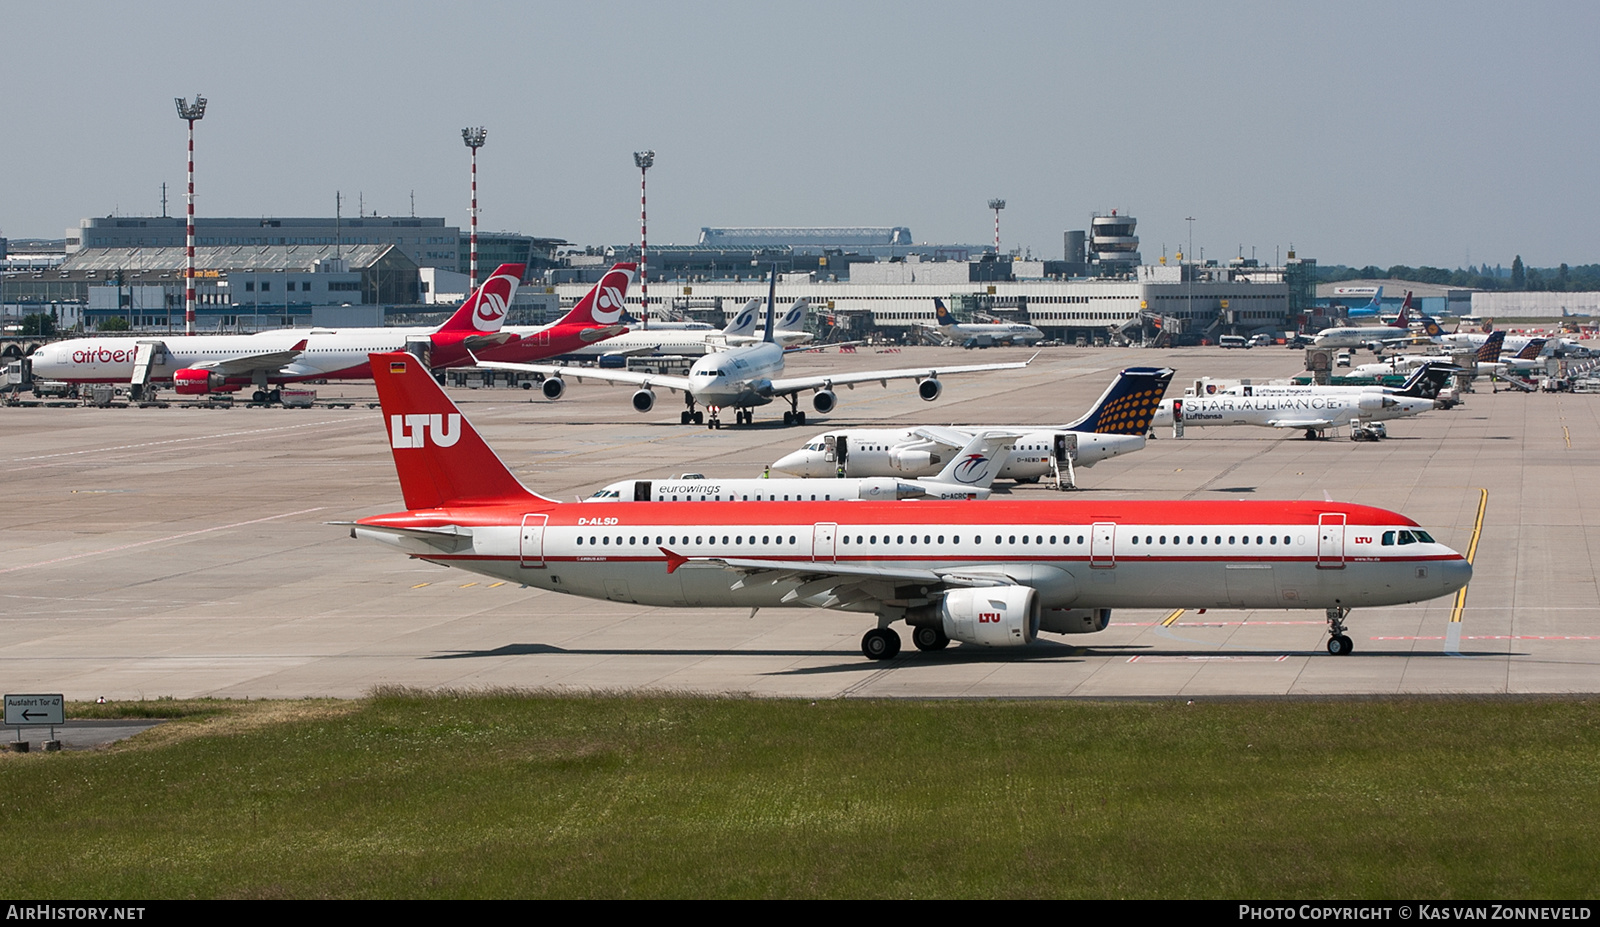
175, 94, 207, 335
634, 150, 654, 330
462, 127, 487, 290
988, 198, 1006, 257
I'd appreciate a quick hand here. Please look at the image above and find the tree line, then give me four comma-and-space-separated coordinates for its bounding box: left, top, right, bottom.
1316, 259, 1600, 292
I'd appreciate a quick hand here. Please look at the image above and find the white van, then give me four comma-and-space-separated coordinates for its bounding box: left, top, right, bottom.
1219, 335, 1249, 349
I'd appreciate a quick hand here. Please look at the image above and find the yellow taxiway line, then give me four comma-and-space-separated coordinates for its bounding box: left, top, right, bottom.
1450, 488, 1488, 624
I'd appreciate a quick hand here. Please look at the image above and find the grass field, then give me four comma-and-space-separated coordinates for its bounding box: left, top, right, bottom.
3, 692, 1597, 899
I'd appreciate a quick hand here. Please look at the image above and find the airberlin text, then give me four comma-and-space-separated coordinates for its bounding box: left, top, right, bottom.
1239, 908, 1591, 922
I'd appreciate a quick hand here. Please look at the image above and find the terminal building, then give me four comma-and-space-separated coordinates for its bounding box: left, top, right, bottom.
570, 217, 1306, 345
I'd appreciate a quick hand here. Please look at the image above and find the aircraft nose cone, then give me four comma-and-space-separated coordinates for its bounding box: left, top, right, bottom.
771, 450, 819, 476
1438, 556, 1473, 595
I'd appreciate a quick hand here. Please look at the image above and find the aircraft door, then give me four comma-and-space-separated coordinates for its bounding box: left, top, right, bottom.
812, 522, 838, 563
520, 514, 548, 568
1055, 433, 1077, 462
1090, 522, 1116, 569
634, 480, 652, 502
1317, 513, 1346, 569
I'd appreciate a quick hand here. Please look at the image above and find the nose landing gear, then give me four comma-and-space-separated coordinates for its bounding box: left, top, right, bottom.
1325, 606, 1354, 655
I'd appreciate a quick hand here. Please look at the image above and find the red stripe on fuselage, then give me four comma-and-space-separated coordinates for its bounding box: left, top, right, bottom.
359, 498, 1420, 531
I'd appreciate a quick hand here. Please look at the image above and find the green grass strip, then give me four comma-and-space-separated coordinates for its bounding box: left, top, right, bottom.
3, 692, 1597, 899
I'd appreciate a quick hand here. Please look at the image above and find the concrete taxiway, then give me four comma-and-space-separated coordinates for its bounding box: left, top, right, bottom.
2, 344, 1597, 700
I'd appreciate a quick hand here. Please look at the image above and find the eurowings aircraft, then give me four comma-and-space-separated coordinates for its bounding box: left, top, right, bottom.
931, 298, 1044, 347
349, 351, 1471, 659
768, 367, 1174, 488
474, 274, 1031, 428
582, 431, 1019, 503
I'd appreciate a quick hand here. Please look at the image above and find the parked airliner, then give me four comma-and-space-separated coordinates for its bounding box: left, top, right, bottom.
29, 264, 634, 400
350, 351, 1472, 659
475, 273, 1030, 428
768, 367, 1173, 488
931, 298, 1043, 347
582, 431, 1019, 503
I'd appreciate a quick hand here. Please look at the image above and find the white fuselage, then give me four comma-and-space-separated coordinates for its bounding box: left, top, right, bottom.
358, 500, 1470, 615
770, 428, 1143, 481
29, 328, 438, 385
687, 341, 787, 408
583, 475, 993, 503
1153, 392, 1437, 431
1312, 325, 1409, 349
936, 322, 1044, 345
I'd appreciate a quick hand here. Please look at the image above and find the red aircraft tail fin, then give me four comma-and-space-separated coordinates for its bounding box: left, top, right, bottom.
369, 351, 548, 510
552, 263, 635, 328
437, 263, 526, 334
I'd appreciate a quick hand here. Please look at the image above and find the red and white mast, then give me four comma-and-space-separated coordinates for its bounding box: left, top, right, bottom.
462, 127, 487, 290
988, 198, 1005, 257
175, 94, 208, 334
634, 150, 654, 330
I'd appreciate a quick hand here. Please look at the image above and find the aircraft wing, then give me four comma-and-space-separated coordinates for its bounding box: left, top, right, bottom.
767, 354, 1033, 396
1267, 418, 1337, 430
472, 357, 694, 393
662, 548, 1015, 608
188, 339, 309, 376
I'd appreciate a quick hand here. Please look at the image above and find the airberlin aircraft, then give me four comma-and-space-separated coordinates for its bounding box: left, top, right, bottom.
349, 350, 1472, 660
29, 263, 634, 400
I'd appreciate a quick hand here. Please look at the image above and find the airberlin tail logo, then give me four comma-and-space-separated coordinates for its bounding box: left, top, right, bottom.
467, 273, 518, 332
953, 453, 993, 484
587, 271, 631, 325
390, 413, 462, 448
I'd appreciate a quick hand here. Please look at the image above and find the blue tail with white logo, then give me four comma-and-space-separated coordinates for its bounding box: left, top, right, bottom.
1062, 367, 1176, 435
934, 298, 959, 328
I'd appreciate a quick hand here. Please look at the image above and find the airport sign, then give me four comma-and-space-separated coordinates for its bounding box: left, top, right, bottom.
5, 694, 64, 726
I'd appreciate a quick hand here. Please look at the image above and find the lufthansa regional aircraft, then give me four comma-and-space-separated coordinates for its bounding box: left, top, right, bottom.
1151, 376, 1441, 439
475, 273, 1031, 428
348, 351, 1471, 659
29, 264, 634, 400
768, 367, 1174, 488
582, 431, 1019, 503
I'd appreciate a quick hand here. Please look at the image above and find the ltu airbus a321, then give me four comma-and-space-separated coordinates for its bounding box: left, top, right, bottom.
348, 350, 1471, 660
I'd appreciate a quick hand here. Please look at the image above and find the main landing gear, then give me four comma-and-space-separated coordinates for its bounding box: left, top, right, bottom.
679, 394, 704, 426
705, 407, 758, 428
1325, 606, 1355, 655
781, 394, 807, 427
911, 625, 950, 652
862, 627, 902, 660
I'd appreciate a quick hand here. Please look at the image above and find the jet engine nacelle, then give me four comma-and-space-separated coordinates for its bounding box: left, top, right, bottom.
918, 378, 943, 402
888, 445, 941, 472
929, 586, 1040, 648
1039, 607, 1112, 635
540, 376, 566, 401
173, 368, 227, 395
812, 389, 837, 414
1357, 394, 1397, 412
631, 389, 656, 413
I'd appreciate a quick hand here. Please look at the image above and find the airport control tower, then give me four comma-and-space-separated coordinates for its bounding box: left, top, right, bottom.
1089, 211, 1141, 272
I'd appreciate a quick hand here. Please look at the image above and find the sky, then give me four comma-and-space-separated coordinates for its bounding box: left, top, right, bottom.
3, 0, 1597, 269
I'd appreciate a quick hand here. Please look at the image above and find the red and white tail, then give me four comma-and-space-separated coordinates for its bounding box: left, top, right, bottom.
369, 351, 549, 510
552, 263, 636, 328
437, 263, 526, 334
1389, 294, 1413, 328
